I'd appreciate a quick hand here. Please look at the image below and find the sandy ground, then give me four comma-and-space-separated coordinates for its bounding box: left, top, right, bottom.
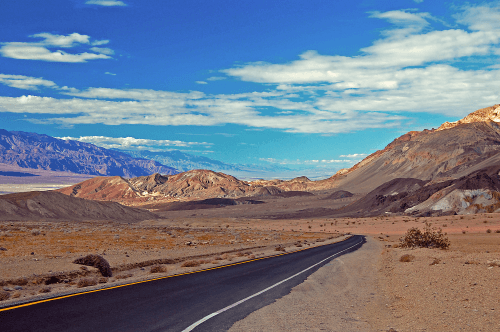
2, 212, 500, 332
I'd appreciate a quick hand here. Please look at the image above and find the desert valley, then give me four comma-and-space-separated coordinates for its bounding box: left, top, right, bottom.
1, 105, 500, 331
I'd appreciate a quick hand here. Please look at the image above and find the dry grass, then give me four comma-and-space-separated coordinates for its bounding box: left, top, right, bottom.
181, 260, 201, 267
39, 287, 51, 293
0, 290, 10, 301
150, 265, 167, 273
399, 254, 415, 262
114, 273, 133, 280
77, 278, 98, 288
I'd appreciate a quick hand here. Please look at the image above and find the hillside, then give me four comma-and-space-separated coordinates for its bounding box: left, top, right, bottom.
0, 191, 157, 221
0, 129, 177, 178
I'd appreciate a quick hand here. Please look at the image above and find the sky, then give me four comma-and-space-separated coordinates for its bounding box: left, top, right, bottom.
1, 0, 500, 178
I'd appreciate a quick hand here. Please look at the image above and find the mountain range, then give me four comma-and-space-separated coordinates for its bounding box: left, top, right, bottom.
55, 104, 500, 217
0, 129, 177, 178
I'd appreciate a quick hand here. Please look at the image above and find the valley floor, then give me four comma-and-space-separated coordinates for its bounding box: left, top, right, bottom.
1, 214, 500, 331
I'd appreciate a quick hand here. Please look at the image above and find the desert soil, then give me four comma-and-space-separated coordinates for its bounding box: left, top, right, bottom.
2, 213, 500, 332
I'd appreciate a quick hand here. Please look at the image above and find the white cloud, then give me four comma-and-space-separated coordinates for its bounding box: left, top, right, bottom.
1, 6, 500, 134
85, 0, 127, 6
207, 76, 226, 81
195, 81, 208, 84
0, 32, 113, 62
259, 158, 356, 165
90, 47, 114, 55
105, 72, 116, 76
0, 74, 57, 90
58, 136, 211, 150
339, 154, 368, 158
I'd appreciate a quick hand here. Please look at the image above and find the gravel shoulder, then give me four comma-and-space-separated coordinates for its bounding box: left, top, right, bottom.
229, 236, 387, 332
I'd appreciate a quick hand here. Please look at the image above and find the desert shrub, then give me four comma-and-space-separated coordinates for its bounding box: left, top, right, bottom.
150, 265, 167, 273
181, 260, 200, 267
0, 290, 10, 301
495, 230, 500, 233
486, 229, 492, 233
73, 254, 112, 277
11, 277, 28, 286
235, 252, 245, 257
430, 258, 441, 265
98, 277, 108, 284
399, 223, 450, 249
248, 255, 256, 259
39, 287, 51, 293
399, 254, 415, 262
77, 278, 98, 288
114, 273, 133, 280
275, 246, 286, 252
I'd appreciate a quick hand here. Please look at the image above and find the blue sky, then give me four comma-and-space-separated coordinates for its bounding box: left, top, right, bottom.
1, 0, 499, 178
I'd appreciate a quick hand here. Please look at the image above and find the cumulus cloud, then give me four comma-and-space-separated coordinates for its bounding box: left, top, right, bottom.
58, 136, 211, 150
85, 0, 127, 6
1, 5, 500, 134
0, 32, 113, 62
195, 81, 208, 84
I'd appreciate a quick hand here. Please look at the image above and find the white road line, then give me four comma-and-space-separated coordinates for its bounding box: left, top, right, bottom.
181, 238, 363, 332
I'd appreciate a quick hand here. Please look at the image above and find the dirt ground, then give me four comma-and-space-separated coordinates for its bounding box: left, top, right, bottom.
2, 212, 500, 332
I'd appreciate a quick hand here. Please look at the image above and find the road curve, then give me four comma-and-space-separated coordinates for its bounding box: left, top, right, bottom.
1, 235, 365, 332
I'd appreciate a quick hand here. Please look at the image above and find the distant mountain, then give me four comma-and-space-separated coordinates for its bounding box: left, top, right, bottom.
0, 129, 177, 178
120, 149, 248, 173
119, 149, 299, 180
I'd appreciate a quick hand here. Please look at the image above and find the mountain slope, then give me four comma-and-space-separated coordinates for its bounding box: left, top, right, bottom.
0, 129, 177, 178
0, 191, 157, 221
328, 104, 500, 193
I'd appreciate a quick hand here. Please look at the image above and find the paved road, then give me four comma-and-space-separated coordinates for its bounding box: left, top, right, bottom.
1, 235, 365, 332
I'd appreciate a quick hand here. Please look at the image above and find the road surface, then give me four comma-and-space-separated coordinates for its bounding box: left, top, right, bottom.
1, 235, 365, 332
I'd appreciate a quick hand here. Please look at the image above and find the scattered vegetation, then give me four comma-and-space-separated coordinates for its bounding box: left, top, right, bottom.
0, 290, 10, 301
430, 258, 441, 265
399, 223, 450, 249
181, 260, 201, 267
487, 229, 492, 233
114, 273, 133, 280
73, 254, 112, 277
39, 287, 51, 293
77, 278, 98, 288
150, 265, 167, 273
399, 254, 415, 262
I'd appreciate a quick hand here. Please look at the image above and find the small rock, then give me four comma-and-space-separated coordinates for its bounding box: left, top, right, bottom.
185, 241, 192, 246
30, 252, 35, 255
0, 247, 7, 251
14, 286, 22, 290
3, 287, 13, 291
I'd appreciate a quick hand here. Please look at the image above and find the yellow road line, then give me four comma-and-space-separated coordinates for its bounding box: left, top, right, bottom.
0, 235, 354, 312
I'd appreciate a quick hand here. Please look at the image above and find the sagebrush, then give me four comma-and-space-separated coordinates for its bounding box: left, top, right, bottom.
399, 223, 450, 249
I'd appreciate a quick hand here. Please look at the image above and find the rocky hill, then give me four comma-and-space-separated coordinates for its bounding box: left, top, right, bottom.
326, 104, 500, 193
0, 129, 177, 178
0, 191, 157, 221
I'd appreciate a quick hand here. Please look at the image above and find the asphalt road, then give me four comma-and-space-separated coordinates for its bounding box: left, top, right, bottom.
1, 235, 365, 332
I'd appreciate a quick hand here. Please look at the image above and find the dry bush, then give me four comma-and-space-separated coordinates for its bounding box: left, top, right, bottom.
399, 223, 450, 249
11, 277, 28, 286
399, 254, 415, 262
487, 229, 492, 233
39, 287, 51, 293
0, 290, 10, 301
235, 252, 245, 257
150, 265, 167, 273
12, 292, 21, 299
275, 246, 286, 252
496, 230, 500, 233
248, 254, 256, 259
73, 254, 112, 277
181, 260, 200, 267
77, 278, 98, 288
114, 273, 133, 280
98, 277, 108, 284
213, 256, 223, 260
430, 258, 441, 265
